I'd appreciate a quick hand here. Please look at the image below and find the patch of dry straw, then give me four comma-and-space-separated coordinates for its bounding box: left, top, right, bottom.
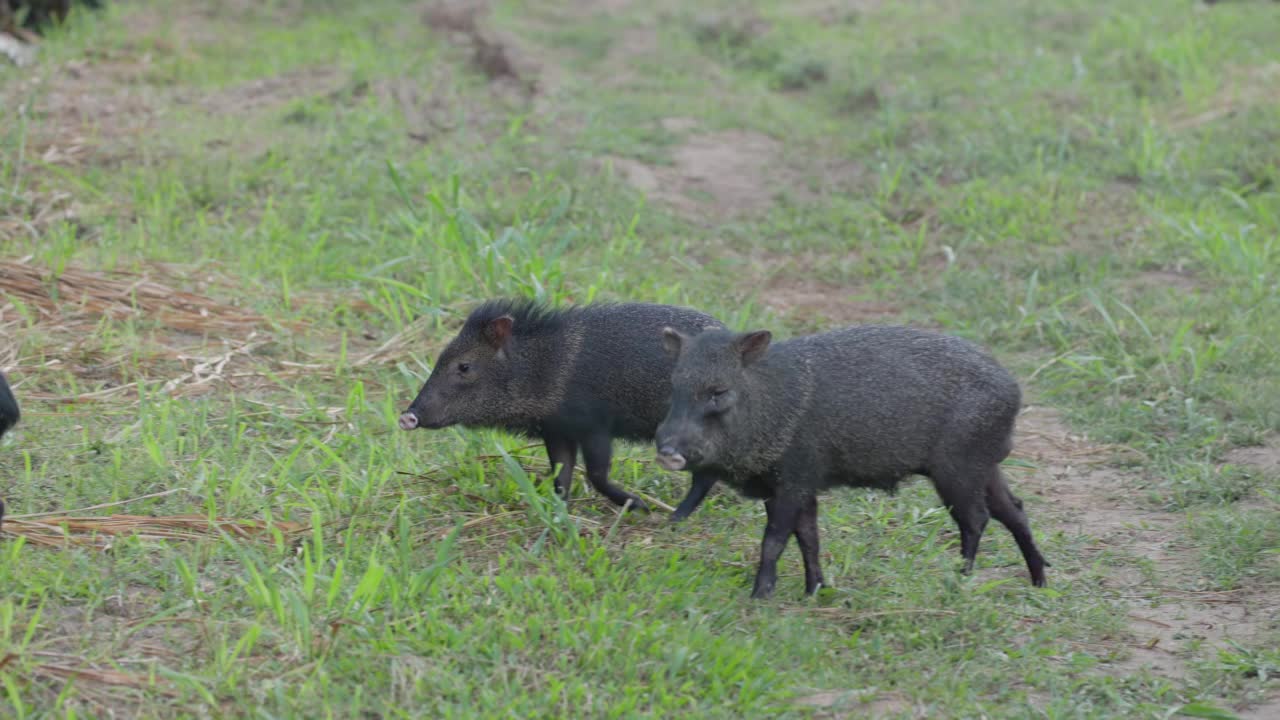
0, 258, 265, 334
2, 490, 305, 550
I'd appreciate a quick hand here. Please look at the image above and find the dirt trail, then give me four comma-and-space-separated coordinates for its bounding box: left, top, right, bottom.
602, 129, 792, 222
1014, 407, 1275, 699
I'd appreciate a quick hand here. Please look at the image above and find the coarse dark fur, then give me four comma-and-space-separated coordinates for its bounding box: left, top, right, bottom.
401, 298, 726, 516
655, 325, 1049, 599
2, 1, 103, 34
0, 371, 19, 529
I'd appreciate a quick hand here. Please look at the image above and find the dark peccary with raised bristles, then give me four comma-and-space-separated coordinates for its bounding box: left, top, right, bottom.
655, 325, 1049, 599
1, 370, 20, 529
400, 298, 725, 516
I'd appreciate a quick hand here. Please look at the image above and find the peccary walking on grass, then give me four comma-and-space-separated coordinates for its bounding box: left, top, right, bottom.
400, 299, 726, 516
655, 325, 1049, 599
0, 370, 20, 529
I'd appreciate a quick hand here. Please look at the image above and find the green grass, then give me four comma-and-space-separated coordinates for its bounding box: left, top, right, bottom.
2, 0, 1278, 717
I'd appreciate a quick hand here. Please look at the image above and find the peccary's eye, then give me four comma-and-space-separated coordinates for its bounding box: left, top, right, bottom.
457, 362, 471, 374
710, 388, 728, 399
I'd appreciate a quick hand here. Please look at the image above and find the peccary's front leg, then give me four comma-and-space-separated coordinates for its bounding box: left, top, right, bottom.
543, 434, 578, 500
581, 432, 649, 512
670, 471, 718, 522
751, 494, 802, 599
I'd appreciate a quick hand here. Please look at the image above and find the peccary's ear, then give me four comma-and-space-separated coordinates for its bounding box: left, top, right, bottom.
483, 315, 515, 349
734, 330, 772, 366
661, 327, 688, 358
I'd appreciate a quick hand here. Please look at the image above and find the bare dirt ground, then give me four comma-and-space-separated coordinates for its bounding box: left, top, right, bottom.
1014, 407, 1275, 685
1226, 441, 1280, 478
602, 124, 867, 225
604, 129, 789, 221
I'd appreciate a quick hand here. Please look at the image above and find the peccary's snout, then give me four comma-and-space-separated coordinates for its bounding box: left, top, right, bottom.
656, 422, 699, 470
656, 444, 687, 471
399, 391, 450, 430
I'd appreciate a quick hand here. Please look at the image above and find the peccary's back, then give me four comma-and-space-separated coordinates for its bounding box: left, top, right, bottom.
558, 304, 724, 439
775, 326, 1020, 487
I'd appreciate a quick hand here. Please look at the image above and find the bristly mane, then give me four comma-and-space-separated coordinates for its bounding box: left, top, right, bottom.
462, 297, 594, 338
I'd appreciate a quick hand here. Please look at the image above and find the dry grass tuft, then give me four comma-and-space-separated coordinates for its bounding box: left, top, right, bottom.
3, 514, 305, 549
0, 259, 266, 334
1168, 61, 1280, 130
354, 315, 435, 366
32, 661, 170, 692
4, 490, 306, 549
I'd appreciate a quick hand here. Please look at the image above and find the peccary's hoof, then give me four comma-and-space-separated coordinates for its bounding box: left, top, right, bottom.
617, 496, 649, 513
750, 579, 776, 600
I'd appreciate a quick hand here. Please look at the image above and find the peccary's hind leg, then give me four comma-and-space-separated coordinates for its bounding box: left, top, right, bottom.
792, 494, 825, 595
581, 432, 648, 512
543, 434, 578, 500
670, 471, 718, 522
931, 471, 991, 576
752, 494, 802, 599
985, 468, 1049, 587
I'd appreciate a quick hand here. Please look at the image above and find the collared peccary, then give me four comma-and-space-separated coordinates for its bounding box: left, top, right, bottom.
399, 298, 725, 516
0, 370, 19, 529
655, 325, 1049, 599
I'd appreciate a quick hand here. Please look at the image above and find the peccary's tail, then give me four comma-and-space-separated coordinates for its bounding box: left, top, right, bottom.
985, 469, 1049, 586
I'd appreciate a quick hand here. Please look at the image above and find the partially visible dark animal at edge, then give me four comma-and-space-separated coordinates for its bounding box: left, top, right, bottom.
2, 1, 103, 37
0, 370, 20, 530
